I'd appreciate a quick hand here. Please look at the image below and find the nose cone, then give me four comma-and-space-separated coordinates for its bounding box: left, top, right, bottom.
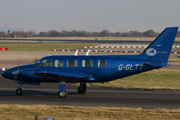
2, 69, 14, 79
2, 64, 35, 80
2, 66, 20, 80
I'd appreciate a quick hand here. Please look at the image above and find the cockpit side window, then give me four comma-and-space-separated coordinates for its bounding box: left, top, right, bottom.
40, 59, 53, 67
55, 60, 63, 67
98, 60, 107, 67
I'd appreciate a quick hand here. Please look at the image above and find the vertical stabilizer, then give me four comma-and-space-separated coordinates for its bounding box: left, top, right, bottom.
139, 27, 178, 62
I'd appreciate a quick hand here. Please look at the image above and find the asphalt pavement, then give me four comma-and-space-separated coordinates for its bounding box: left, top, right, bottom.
0, 76, 180, 109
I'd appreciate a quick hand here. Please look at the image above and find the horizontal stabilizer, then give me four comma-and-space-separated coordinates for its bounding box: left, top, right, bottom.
145, 62, 171, 67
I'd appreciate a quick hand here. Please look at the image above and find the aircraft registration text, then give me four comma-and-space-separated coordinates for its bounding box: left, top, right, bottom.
118, 64, 143, 71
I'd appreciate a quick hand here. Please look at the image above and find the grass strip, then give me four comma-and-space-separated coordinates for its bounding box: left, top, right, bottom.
168, 58, 180, 62
0, 42, 99, 51
76, 69, 180, 92
1, 105, 180, 120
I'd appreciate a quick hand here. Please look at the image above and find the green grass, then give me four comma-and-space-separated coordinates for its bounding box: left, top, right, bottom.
1, 105, 180, 120
168, 58, 180, 62
79, 69, 180, 91
0, 42, 99, 51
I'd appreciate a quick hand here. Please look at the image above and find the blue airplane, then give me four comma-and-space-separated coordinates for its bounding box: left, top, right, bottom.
2, 27, 178, 98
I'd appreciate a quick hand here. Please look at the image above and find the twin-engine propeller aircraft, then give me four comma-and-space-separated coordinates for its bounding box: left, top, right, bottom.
2, 27, 178, 98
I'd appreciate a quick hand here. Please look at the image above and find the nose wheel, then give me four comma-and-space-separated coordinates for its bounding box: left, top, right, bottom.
16, 87, 23, 95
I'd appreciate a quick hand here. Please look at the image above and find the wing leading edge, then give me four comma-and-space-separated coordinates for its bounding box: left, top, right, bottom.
32, 70, 94, 82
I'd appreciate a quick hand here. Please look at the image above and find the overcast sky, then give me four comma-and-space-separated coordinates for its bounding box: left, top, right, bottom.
0, 0, 179, 33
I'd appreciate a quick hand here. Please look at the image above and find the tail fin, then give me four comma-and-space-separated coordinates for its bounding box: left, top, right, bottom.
139, 27, 178, 62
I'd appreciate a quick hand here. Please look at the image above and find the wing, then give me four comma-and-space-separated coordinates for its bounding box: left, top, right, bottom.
32, 70, 94, 82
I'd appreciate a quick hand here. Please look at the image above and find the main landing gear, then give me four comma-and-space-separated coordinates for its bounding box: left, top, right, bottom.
58, 91, 67, 98
77, 82, 87, 95
58, 81, 67, 98
58, 81, 87, 98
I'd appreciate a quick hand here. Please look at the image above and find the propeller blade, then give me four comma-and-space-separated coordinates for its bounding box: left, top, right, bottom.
13, 74, 18, 80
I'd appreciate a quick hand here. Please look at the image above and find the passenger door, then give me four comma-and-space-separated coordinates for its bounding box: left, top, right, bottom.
97, 59, 109, 81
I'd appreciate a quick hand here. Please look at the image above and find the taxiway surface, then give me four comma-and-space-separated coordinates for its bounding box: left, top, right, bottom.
1, 76, 180, 109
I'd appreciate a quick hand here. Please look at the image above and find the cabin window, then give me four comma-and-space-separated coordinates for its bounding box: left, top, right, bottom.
40, 59, 53, 67
67, 60, 78, 67
82, 60, 93, 67
98, 60, 107, 67
55, 60, 64, 67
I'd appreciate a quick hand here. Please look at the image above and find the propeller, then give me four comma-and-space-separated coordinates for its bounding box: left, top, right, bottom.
12, 71, 20, 80
12, 57, 39, 81
12, 57, 21, 81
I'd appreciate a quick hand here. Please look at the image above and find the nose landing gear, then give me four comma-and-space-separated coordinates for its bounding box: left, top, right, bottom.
16, 83, 23, 95
16, 87, 23, 95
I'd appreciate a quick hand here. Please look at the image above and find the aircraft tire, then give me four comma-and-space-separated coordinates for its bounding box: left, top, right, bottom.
58, 91, 67, 98
16, 87, 23, 95
77, 87, 86, 95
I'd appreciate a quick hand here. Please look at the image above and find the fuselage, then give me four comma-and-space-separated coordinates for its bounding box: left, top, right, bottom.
2, 55, 158, 83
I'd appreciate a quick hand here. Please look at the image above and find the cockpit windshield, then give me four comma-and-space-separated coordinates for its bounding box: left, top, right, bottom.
40, 59, 53, 67
33, 59, 41, 67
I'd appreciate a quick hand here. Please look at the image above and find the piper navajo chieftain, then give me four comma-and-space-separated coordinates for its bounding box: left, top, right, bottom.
2, 27, 178, 98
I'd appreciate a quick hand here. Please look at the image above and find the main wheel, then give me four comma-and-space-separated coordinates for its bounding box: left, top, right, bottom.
77, 87, 86, 95
16, 87, 23, 95
58, 91, 67, 98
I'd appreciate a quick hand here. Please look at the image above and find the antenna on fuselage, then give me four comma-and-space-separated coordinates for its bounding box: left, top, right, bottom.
18, 57, 19, 71
74, 50, 78, 56
85, 50, 90, 56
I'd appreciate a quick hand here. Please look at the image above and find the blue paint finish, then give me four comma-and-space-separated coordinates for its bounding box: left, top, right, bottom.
59, 81, 66, 92
1, 27, 178, 87
138, 27, 178, 61
17, 81, 40, 85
